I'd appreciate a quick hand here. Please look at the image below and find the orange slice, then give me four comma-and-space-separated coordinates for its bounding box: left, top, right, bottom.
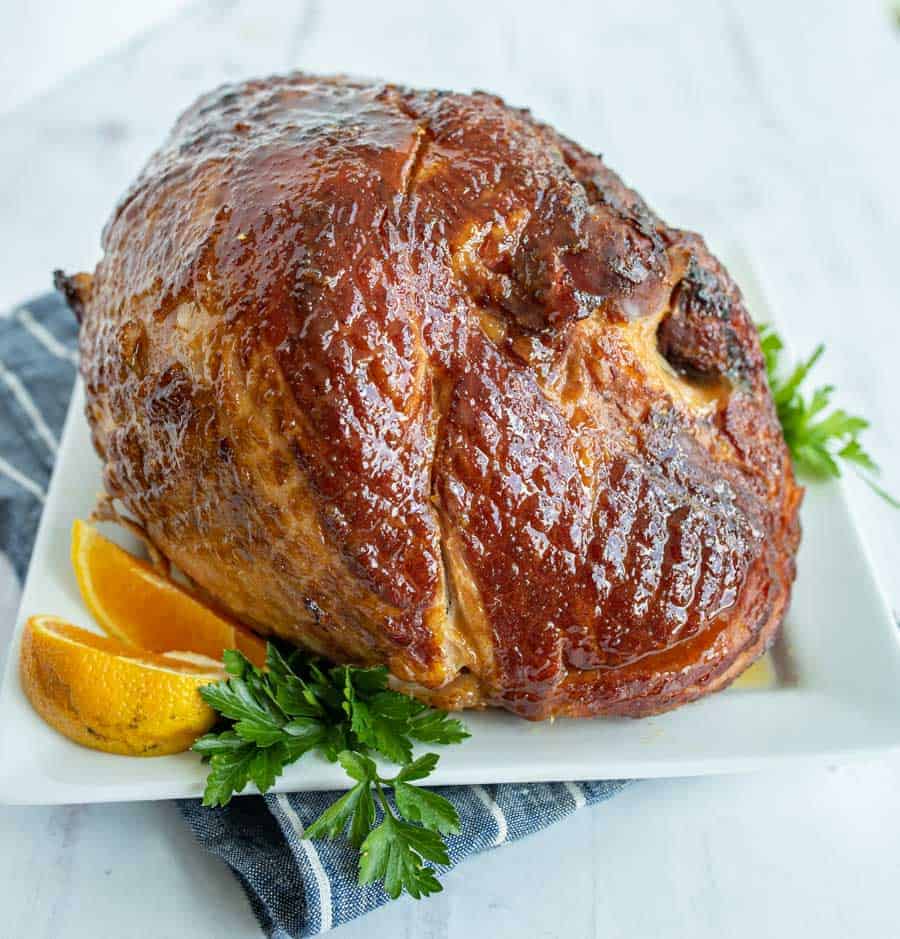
71, 519, 267, 668
20, 615, 224, 756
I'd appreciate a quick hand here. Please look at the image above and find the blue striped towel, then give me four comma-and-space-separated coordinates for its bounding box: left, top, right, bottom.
0, 291, 629, 937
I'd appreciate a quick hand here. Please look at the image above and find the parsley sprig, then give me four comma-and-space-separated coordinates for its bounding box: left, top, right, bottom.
759, 324, 897, 507
306, 750, 458, 898
193, 644, 469, 898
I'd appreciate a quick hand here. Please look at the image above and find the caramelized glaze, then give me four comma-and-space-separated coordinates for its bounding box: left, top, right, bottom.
63, 74, 801, 718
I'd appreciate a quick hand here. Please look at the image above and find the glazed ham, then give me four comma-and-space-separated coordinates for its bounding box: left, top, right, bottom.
60, 74, 801, 719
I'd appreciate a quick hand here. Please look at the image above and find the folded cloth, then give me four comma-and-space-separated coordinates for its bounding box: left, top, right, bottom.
1, 291, 629, 937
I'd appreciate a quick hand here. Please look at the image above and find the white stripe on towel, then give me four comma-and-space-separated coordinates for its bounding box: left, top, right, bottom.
15, 306, 79, 365
563, 781, 586, 809
0, 359, 58, 453
0, 455, 45, 502
473, 785, 508, 846
274, 794, 333, 934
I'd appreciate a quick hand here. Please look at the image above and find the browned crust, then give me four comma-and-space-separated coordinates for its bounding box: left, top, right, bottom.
65, 73, 802, 720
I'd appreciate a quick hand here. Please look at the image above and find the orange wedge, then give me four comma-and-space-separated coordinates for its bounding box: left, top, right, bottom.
20, 615, 224, 756
71, 519, 267, 668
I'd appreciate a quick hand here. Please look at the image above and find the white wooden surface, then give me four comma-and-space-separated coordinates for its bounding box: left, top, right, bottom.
0, 0, 187, 116
1, 1, 899, 936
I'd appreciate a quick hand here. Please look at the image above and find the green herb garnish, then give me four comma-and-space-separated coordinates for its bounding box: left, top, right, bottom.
759, 324, 897, 506
194, 644, 469, 898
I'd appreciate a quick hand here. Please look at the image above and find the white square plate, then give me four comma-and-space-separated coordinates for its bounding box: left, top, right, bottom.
2, 289, 899, 805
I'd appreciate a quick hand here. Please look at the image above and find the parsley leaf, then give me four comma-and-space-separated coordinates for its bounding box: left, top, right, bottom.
394, 780, 461, 835
193, 642, 468, 897
394, 752, 440, 782
302, 750, 379, 847
409, 709, 472, 745
347, 693, 415, 764
759, 324, 897, 507
358, 810, 447, 900
199, 678, 286, 747
304, 780, 376, 847
193, 731, 258, 808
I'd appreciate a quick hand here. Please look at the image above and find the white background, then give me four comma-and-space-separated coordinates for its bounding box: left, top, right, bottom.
1, 1, 899, 936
